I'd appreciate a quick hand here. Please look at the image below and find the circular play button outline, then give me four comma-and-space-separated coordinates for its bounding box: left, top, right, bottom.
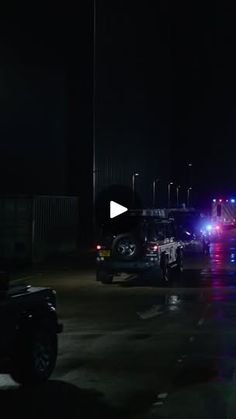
110, 201, 128, 218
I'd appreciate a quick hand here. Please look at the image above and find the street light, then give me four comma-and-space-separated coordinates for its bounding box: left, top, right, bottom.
176, 185, 181, 207
132, 172, 139, 206
152, 178, 159, 208
92, 0, 97, 235
187, 163, 193, 190
167, 182, 174, 208
187, 187, 192, 207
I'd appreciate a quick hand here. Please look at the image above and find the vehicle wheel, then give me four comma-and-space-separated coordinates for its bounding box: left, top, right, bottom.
160, 255, 170, 283
96, 270, 113, 284
112, 234, 141, 261
10, 328, 57, 385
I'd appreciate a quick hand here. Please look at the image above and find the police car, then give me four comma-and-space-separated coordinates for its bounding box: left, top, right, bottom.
96, 209, 183, 284
167, 209, 210, 254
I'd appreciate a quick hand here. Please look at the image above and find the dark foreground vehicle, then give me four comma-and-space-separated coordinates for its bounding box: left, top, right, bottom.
0, 276, 62, 385
96, 209, 183, 284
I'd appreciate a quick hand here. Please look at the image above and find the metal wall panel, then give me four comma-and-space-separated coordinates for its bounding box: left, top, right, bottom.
32, 196, 79, 262
0, 197, 32, 261
0, 195, 79, 263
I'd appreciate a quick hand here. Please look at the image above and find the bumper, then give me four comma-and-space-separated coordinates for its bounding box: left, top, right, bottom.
96, 259, 161, 274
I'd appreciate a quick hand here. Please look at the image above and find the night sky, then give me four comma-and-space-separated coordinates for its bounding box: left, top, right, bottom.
0, 3, 236, 218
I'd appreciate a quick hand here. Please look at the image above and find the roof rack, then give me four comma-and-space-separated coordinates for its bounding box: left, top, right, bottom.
166, 207, 196, 213
128, 208, 168, 217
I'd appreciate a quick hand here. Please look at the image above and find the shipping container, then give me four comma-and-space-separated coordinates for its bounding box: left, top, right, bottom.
0, 195, 79, 263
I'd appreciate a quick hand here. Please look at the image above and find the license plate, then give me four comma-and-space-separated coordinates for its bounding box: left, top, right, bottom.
99, 250, 111, 257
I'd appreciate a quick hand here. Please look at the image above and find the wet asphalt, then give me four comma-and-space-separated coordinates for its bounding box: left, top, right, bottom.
2, 230, 236, 418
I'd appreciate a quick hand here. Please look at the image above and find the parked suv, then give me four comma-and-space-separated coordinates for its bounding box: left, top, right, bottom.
96, 209, 183, 284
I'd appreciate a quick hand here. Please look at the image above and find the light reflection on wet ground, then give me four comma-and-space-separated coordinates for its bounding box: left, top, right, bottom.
161, 229, 236, 418
2, 230, 236, 418
123, 231, 236, 328
200, 230, 236, 303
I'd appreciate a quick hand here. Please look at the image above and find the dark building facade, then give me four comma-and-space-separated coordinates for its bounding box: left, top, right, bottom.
94, 1, 172, 219
0, 2, 173, 243
0, 7, 67, 196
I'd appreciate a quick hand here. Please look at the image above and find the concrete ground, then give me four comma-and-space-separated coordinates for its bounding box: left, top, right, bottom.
1, 231, 236, 418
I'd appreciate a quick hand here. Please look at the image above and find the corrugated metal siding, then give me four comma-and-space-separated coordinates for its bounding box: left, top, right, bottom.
0, 197, 32, 260
0, 195, 79, 263
95, 137, 170, 209
95, 1, 172, 210
32, 196, 79, 262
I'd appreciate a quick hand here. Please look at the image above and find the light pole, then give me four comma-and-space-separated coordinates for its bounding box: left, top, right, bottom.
132, 173, 139, 207
92, 0, 97, 236
152, 178, 159, 208
168, 182, 173, 208
187, 187, 192, 207
187, 162, 193, 190
176, 185, 181, 207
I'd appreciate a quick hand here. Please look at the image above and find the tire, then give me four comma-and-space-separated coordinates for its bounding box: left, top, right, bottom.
96, 270, 113, 284
112, 234, 141, 261
10, 328, 57, 385
160, 254, 170, 283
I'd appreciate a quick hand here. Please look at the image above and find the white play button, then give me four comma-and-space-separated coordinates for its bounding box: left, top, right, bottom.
110, 201, 128, 219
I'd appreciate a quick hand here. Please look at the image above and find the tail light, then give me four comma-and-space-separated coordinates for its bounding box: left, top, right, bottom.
147, 243, 159, 252
96, 245, 102, 251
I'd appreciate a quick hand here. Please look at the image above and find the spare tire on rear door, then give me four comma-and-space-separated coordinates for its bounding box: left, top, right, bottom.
112, 234, 141, 261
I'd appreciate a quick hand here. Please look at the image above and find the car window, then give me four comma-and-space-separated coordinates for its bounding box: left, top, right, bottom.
166, 222, 175, 238
148, 221, 166, 241
102, 215, 142, 235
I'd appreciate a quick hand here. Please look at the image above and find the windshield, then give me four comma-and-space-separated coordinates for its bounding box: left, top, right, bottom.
102, 215, 144, 235
169, 212, 201, 232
